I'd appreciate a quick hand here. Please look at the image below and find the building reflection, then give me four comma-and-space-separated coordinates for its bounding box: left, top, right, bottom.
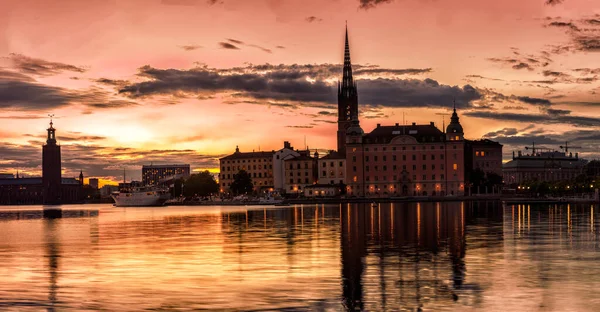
340, 201, 503, 310
44, 218, 60, 311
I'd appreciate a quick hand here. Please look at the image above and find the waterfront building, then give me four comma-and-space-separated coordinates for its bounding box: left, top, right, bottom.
89, 178, 99, 189
339, 28, 465, 197
0, 119, 83, 205
503, 150, 587, 185
219, 146, 274, 194
273, 141, 301, 192
317, 151, 346, 185
142, 164, 190, 185
283, 150, 318, 195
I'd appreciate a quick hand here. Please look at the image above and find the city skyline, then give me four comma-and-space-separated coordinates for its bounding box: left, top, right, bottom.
1, 0, 599, 185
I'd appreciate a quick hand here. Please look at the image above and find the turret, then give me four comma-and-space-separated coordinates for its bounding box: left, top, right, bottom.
446, 100, 464, 141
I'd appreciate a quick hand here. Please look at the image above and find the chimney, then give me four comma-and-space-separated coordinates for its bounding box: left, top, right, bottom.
430, 122, 434, 126
377, 123, 381, 128
412, 122, 416, 126
284, 141, 291, 149
395, 123, 399, 126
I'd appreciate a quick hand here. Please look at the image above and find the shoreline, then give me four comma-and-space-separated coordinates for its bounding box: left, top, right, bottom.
165, 195, 599, 206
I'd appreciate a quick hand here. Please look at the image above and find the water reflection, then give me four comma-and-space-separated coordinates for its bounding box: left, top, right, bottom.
0, 202, 599, 311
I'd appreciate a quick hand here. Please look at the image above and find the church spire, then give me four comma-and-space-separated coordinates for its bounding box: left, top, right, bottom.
341, 24, 354, 95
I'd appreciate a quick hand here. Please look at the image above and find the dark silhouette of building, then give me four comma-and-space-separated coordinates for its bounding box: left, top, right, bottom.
43, 119, 61, 204
337, 25, 358, 156
0, 119, 83, 205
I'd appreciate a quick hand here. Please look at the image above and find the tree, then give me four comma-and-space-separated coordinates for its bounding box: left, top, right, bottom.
230, 170, 254, 195
183, 171, 219, 197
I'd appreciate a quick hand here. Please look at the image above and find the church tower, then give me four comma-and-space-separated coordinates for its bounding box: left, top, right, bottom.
337, 25, 358, 156
446, 101, 464, 141
43, 117, 62, 204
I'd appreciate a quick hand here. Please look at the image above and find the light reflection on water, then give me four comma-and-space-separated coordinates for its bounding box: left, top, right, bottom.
1, 202, 600, 311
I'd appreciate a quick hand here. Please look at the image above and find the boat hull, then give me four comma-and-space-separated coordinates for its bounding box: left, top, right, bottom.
111, 192, 170, 207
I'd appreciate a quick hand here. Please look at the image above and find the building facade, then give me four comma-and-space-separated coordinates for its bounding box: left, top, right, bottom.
219, 146, 274, 194
503, 151, 586, 185
337, 30, 465, 197
273, 141, 301, 192
317, 151, 346, 186
283, 151, 318, 195
465, 139, 503, 177
89, 178, 99, 189
142, 164, 190, 185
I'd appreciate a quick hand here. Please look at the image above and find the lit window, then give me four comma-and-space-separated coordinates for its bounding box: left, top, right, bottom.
453, 163, 458, 170
476, 151, 480, 156
481, 151, 486, 156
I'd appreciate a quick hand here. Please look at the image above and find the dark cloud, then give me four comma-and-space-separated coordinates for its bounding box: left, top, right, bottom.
545, 0, 564, 5
219, 42, 239, 49
227, 38, 244, 44
117, 64, 481, 110
487, 56, 548, 71
248, 44, 272, 54
544, 16, 600, 53
512, 62, 534, 71
305, 16, 322, 23
465, 111, 600, 128
547, 21, 580, 32
179, 45, 202, 51
5, 53, 86, 76
546, 108, 571, 116
286, 125, 313, 129
94, 78, 130, 87
483, 127, 519, 137
276, 46, 285, 49
0, 70, 137, 110
359, 0, 393, 10
354, 67, 432, 76
516, 96, 551, 106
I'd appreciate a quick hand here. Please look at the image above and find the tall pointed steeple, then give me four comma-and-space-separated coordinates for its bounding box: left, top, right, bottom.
341, 24, 355, 96
337, 24, 359, 155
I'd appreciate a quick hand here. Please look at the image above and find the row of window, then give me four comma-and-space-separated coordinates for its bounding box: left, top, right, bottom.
289, 163, 312, 170
321, 170, 344, 177
321, 161, 344, 167
222, 165, 273, 171
358, 145, 459, 152
221, 172, 273, 179
288, 171, 311, 177
357, 154, 451, 162
363, 174, 446, 182
356, 163, 455, 172
289, 178, 312, 184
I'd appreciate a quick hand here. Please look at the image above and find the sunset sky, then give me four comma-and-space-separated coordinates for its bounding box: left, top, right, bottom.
1, 0, 599, 185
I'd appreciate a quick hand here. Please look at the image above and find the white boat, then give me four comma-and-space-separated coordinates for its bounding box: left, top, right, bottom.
258, 196, 284, 205
111, 186, 171, 207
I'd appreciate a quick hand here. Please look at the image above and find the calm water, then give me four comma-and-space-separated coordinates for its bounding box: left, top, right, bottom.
1, 202, 600, 311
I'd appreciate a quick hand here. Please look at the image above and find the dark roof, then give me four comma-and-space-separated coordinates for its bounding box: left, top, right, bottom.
363, 124, 445, 144
220, 151, 275, 160
466, 139, 503, 146
320, 151, 345, 160
285, 154, 314, 161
